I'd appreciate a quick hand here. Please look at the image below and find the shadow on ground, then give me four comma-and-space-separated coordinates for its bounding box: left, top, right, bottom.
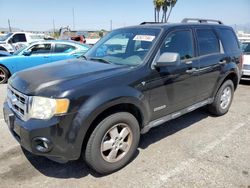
139, 108, 209, 149
240, 80, 250, 86
22, 108, 209, 179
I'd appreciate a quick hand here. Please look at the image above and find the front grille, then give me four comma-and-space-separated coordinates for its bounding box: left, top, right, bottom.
243, 64, 250, 70
7, 85, 29, 121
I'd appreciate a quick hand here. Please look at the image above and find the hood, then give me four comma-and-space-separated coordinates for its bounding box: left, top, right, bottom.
9, 59, 130, 95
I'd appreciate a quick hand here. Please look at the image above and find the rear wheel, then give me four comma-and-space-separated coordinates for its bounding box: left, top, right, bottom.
0, 66, 9, 84
85, 112, 140, 174
208, 80, 234, 116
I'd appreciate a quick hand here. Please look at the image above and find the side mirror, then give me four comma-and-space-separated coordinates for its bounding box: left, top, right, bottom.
8, 38, 13, 44
22, 50, 31, 56
155, 52, 180, 67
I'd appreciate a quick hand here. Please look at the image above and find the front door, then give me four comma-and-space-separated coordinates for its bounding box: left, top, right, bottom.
16, 43, 52, 72
147, 29, 199, 120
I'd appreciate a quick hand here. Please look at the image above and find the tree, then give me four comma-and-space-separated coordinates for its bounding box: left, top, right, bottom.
153, 0, 165, 22
153, 0, 177, 23
165, 0, 177, 22
161, 0, 170, 22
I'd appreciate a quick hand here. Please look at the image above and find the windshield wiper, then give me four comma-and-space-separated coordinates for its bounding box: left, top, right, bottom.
89, 57, 112, 64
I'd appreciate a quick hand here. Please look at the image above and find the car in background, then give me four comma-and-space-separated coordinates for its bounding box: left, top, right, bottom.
0, 50, 11, 57
0, 32, 46, 53
0, 40, 90, 84
241, 41, 250, 80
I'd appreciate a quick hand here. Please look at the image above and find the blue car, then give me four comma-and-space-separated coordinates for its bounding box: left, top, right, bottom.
0, 40, 90, 84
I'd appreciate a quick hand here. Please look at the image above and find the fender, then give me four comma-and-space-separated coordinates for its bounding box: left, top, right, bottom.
211, 62, 240, 98
66, 86, 151, 159
0, 57, 16, 74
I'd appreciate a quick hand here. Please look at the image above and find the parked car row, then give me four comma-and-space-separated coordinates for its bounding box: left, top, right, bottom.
0, 40, 90, 84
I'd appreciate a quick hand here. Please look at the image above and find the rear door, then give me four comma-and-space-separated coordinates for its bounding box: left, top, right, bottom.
194, 28, 225, 101
148, 29, 199, 120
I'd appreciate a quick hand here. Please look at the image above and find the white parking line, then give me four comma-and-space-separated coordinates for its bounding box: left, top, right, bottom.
153, 121, 247, 188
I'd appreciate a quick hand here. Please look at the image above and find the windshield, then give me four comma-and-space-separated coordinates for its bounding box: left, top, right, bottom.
241, 42, 250, 53
85, 28, 161, 66
0, 33, 13, 41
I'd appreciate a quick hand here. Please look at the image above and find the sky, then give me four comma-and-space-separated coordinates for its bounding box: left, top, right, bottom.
0, 0, 249, 31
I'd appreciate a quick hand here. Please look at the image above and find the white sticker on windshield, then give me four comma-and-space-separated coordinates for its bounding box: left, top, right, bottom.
133, 35, 155, 42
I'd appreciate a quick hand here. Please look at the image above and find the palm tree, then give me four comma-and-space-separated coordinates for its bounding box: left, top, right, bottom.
153, 0, 165, 22
165, 0, 177, 22
161, 0, 170, 22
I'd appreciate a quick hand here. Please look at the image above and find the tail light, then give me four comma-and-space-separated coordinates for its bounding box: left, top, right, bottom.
240, 54, 244, 69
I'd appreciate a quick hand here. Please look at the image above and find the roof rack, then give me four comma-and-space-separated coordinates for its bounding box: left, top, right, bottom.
181, 18, 223, 25
140, 22, 159, 25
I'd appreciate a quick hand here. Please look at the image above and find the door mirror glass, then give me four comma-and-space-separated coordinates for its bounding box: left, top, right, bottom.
155, 52, 180, 67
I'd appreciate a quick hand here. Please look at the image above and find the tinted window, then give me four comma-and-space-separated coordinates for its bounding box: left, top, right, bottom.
241, 42, 250, 53
29, 44, 51, 54
12, 34, 27, 43
54, 44, 76, 53
160, 30, 194, 60
197, 29, 220, 56
218, 29, 240, 53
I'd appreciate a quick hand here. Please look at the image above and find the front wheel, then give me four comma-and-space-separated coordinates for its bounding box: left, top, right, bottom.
208, 80, 234, 116
85, 112, 140, 174
0, 66, 9, 84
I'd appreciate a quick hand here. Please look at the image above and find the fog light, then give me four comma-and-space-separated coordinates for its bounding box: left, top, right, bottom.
32, 137, 52, 153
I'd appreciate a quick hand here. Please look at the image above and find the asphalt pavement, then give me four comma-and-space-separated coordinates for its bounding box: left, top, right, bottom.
0, 82, 249, 188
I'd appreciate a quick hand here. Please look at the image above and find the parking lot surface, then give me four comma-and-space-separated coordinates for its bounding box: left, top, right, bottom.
0, 83, 249, 188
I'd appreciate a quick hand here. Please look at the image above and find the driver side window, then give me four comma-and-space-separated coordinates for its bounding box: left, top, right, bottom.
29, 44, 51, 54
160, 30, 194, 60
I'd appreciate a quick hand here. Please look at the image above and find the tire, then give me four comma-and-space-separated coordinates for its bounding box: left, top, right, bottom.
208, 80, 234, 116
0, 66, 9, 84
85, 112, 140, 174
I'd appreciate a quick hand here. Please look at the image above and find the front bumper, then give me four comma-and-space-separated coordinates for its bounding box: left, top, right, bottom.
3, 102, 81, 162
241, 69, 250, 80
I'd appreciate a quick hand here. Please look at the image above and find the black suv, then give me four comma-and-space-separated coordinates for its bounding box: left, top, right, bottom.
3, 18, 242, 174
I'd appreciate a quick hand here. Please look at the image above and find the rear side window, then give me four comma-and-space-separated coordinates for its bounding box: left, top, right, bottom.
217, 29, 240, 53
54, 44, 76, 53
196, 29, 220, 56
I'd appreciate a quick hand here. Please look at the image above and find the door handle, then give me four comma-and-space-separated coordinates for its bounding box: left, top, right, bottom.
186, 68, 197, 74
219, 60, 227, 65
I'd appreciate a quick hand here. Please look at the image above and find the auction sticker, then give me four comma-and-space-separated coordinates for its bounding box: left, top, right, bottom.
133, 35, 155, 42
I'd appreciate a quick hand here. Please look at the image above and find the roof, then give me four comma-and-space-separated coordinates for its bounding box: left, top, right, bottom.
31, 40, 89, 47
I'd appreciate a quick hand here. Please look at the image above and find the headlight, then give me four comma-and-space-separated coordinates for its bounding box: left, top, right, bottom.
29, 96, 70, 120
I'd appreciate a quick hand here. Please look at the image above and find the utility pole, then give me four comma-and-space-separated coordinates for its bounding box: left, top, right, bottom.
72, 8, 75, 30
110, 20, 113, 31
8, 19, 12, 32
53, 19, 56, 37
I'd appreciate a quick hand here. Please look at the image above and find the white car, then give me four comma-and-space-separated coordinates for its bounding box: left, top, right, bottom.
241, 41, 250, 81
0, 32, 45, 53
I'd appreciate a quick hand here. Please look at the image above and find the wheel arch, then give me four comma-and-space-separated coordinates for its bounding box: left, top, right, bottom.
212, 71, 239, 98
